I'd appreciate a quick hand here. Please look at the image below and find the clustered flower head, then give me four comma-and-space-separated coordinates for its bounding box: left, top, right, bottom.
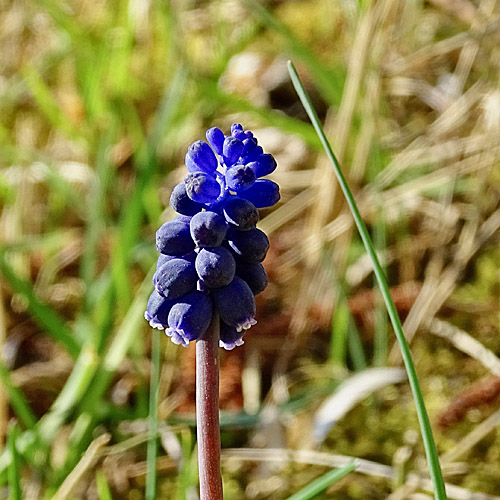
145, 124, 279, 350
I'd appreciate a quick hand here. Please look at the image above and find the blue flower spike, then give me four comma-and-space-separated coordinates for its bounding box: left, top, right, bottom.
145, 124, 279, 349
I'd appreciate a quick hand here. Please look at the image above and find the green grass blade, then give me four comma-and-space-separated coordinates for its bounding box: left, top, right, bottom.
286, 460, 356, 500
7, 422, 22, 500
22, 66, 79, 138
145, 331, 161, 500
0, 361, 37, 431
0, 251, 80, 358
287, 60, 448, 500
96, 471, 113, 500
38, 344, 98, 442
347, 321, 367, 371
80, 131, 116, 291
372, 212, 388, 367
330, 295, 350, 365
174, 428, 196, 500
370, 142, 389, 367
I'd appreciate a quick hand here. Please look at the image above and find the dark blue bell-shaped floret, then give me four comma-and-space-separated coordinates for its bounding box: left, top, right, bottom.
219, 321, 245, 350
165, 291, 213, 346
156, 253, 175, 270
144, 290, 174, 330
170, 183, 204, 216
232, 130, 247, 141
231, 123, 243, 135
185, 140, 218, 174
156, 217, 195, 256
223, 136, 244, 166
184, 172, 221, 204
236, 261, 268, 295
249, 154, 277, 178
228, 227, 269, 263
190, 211, 228, 248
154, 257, 197, 300
153, 252, 195, 285
195, 247, 236, 289
241, 137, 258, 157
214, 276, 256, 332
240, 179, 280, 208
244, 145, 263, 161
225, 164, 256, 192
153, 253, 175, 285
222, 197, 259, 230
206, 127, 225, 156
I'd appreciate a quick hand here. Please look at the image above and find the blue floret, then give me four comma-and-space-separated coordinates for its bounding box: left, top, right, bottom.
206, 127, 225, 156
185, 140, 219, 174
223, 136, 244, 167
225, 164, 256, 192
156, 217, 195, 256
235, 261, 268, 295
227, 227, 269, 263
248, 154, 277, 178
184, 172, 221, 204
222, 197, 259, 230
240, 179, 280, 208
190, 211, 227, 248
144, 290, 174, 330
231, 123, 243, 135
219, 321, 245, 350
214, 276, 256, 332
165, 291, 213, 346
154, 257, 197, 300
195, 247, 236, 289
170, 183, 204, 216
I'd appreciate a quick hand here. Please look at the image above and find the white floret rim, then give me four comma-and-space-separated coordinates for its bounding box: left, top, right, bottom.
145, 311, 166, 330
219, 338, 245, 350
165, 327, 190, 347
236, 317, 257, 333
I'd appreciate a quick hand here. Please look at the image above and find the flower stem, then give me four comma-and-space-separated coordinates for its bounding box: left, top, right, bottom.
196, 312, 223, 500
146, 331, 161, 500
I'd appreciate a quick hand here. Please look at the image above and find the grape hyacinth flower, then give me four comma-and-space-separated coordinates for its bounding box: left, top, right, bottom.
145, 124, 279, 500
145, 123, 279, 350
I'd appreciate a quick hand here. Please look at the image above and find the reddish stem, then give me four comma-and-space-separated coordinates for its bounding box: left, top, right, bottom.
196, 313, 223, 500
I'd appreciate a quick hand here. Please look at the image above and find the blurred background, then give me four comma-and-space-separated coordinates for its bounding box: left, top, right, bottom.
0, 0, 499, 498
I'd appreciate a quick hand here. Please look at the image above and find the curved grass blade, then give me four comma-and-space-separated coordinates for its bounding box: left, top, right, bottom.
0, 361, 37, 431
286, 459, 356, 500
287, 60, 448, 500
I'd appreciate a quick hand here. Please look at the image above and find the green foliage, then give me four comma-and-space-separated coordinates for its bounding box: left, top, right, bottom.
286, 460, 356, 500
